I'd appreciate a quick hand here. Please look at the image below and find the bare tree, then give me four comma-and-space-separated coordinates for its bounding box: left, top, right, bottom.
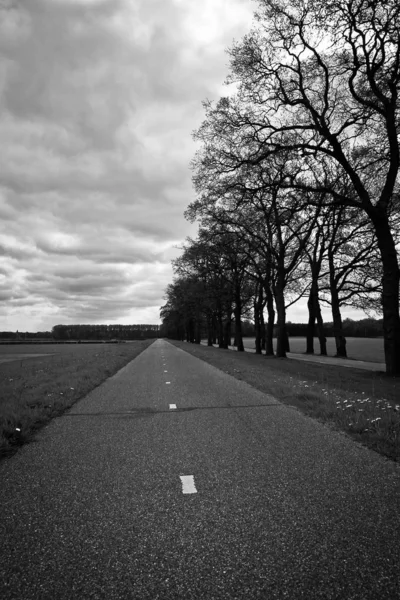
189, 132, 319, 357
226, 0, 400, 373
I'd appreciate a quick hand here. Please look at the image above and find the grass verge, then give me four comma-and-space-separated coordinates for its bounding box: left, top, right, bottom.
0, 340, 154, 460
169, 340, 400, 463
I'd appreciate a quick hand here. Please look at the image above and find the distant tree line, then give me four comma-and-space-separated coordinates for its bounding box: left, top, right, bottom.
161, 0, 400, 374
0, 331, 53, 340
0, 325, 160, 341
52, 324, 160, 340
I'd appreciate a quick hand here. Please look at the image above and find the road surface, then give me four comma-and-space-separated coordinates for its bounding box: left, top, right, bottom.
0, 339, 399, 599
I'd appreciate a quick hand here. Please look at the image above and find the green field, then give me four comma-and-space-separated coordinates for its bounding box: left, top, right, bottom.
240, 337, 385, 363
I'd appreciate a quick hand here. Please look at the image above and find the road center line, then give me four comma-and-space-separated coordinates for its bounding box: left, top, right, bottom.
169, 404, 177, 410
166, 381, 171, 384
180, 475, 197, 494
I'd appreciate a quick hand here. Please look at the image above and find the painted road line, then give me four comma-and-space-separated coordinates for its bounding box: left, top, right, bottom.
164, 370, 168, 372
180, 475, 197, 494
169, 404, 177, 410
166, 382, 171, 384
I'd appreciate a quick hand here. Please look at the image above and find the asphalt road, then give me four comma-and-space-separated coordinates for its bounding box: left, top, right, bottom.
1, 339, 399, 599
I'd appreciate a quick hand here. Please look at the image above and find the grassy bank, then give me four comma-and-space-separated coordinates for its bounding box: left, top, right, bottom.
170, 341, 400, 463
0, 340, 154, 460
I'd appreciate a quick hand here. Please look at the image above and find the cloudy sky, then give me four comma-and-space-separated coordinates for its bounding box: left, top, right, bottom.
0, 0, 260, 331
1, 0, 366, 333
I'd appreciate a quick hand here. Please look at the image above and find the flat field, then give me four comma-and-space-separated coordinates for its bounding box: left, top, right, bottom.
0, 340, 154, 459
240, 336, 385, 363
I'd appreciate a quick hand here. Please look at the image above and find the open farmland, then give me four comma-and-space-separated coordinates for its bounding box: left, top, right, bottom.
240, 336, 385, 364
0, 340, 154, 459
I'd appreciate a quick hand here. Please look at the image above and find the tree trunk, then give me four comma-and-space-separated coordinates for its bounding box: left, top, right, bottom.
189, 318, 195, 343
212, 312, 217, 344
331, 302, 347, 357
260, 310, 266, 352
306, 285, 316, 354
255, 324, 262, 354
218, 312, 224, 348
371, 210, 400, 375
186, 320, 190, 343
274, 275, 287, 358
265, 283, 275, 356
207, 316, 213, 346
195, 325, 201, 344
234, 293, 245, 352
254, 289, 262, 355
223, 318, 232, 349
329, 258, 347, 357
315, 297, 327, 356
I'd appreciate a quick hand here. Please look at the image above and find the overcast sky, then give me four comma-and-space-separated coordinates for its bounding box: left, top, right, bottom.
0, 0, 257, 331
0, 0, 367, 333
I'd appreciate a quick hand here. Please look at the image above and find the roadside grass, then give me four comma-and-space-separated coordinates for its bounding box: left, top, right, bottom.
170, 340, 400, 462
0, 340, 154, 460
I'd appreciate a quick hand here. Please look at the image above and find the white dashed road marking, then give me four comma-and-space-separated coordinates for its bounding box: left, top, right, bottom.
164, 370, 168, 372
166, 382, 171, 384
180, 475, 197, 494
169, 404, 177, 410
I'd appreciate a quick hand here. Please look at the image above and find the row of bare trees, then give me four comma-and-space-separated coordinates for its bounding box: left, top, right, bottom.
160, 205, 381, 355
162, 0, 400, 375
